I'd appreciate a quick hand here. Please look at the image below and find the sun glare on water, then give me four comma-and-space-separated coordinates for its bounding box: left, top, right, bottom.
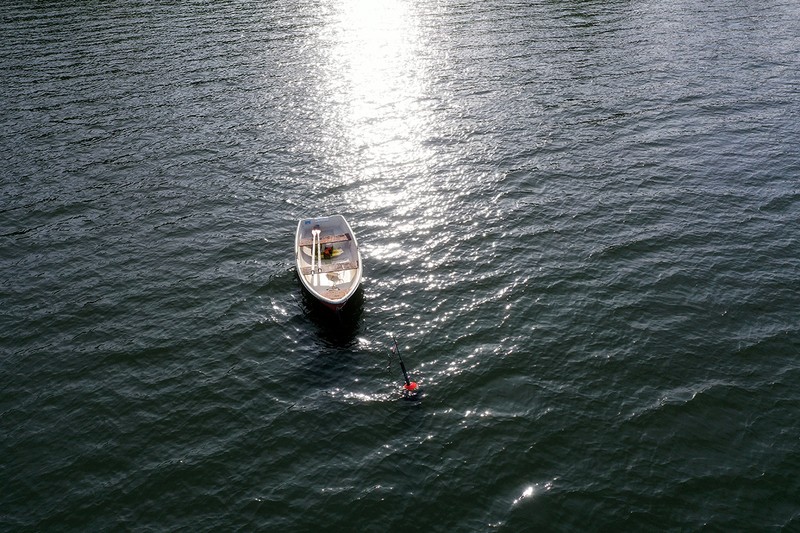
319, 0, 436, 209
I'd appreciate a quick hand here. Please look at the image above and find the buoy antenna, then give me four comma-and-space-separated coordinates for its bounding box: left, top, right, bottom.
392, 336, 419, 392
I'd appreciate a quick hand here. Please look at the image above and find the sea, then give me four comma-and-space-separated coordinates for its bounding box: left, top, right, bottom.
1, 0, 799, 530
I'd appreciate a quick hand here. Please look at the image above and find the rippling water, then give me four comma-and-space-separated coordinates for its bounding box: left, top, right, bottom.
2, 0, 799, 530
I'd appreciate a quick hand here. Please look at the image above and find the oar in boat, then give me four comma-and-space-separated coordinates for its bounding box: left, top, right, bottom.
310, 227, 320, 286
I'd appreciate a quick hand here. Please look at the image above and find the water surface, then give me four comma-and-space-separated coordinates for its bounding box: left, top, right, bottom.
2, 0, 799, 530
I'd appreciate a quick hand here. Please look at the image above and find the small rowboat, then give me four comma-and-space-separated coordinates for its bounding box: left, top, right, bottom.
295, 214, 363, 311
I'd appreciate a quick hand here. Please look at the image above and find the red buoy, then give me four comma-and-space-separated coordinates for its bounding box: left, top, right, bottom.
404, 381, 419, 391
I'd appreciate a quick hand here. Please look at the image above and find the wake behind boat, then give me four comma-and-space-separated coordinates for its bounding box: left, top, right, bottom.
295, 215, 363, 311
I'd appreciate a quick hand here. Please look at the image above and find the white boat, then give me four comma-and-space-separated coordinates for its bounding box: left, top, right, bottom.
295, 214, 363, 311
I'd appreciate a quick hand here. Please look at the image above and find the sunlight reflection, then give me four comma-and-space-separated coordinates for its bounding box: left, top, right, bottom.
320, 0, 435, 208
512, 480, 554, 505
514, 485, 534, 504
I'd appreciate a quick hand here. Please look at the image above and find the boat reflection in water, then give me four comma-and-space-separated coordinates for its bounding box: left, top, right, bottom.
299, 281, 364, 348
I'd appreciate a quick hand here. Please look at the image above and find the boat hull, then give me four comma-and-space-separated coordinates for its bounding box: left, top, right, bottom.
295, 215, 363, 311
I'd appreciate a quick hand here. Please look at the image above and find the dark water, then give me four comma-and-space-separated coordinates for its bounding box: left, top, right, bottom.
2, 0, 799, 530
